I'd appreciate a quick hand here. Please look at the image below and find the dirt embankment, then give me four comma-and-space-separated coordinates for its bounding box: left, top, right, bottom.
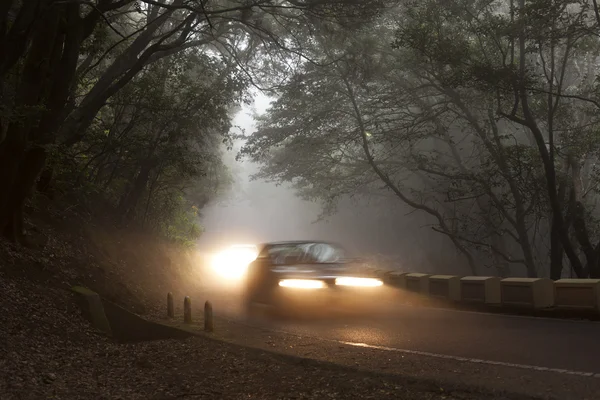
1, 198, 205, 318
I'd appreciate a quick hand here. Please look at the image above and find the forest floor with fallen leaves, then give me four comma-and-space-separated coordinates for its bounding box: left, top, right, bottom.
0, 199, 549, 399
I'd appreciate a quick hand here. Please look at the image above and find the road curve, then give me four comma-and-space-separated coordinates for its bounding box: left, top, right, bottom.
188, 283, 600, 399
204, 282, 600, 375
251, 304, 600, 375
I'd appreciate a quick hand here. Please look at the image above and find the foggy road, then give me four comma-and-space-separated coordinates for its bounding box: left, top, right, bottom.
247, 305, 600, 375
204, 286, 600, 377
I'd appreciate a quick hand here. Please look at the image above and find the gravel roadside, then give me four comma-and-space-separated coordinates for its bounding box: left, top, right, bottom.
0, 272, 548, 400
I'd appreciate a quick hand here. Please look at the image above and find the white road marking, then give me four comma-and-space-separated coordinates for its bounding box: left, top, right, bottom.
226, 318, 600, 379
337, 340, 600, 378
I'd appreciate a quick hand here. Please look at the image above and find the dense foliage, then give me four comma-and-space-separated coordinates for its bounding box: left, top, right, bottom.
242, 0, 600, 278
0, 0, 386, 246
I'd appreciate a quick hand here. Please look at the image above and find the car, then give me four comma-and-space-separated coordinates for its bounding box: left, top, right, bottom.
243, 240, 385, 318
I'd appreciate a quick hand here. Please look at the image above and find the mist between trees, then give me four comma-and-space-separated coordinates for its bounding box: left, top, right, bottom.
3, 0, 600, 280
0, 0, 385, 246
239, 0, 600, 279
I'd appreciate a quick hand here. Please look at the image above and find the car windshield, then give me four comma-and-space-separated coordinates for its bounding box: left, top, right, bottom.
267, 242, 346, 265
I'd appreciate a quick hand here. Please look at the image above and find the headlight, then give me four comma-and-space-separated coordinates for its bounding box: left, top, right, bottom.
279, 279, 326, 289
211, 245, 257, 280
335, 277, 383, 287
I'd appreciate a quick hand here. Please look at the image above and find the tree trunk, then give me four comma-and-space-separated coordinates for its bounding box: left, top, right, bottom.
550, 162, 571, 280
30, 2, 87, 198
567, 155, 597, 278
118, 161, 153, 220
0, 7, 61, 237
1, 147, 47, 243
490, 231, 510, 277
0, 0, 16, 37
3, 202, 24, 244
0, 142, 27, 238
0, 0, 46, 79
549, 213, 564, 280
37, 165, 55, 197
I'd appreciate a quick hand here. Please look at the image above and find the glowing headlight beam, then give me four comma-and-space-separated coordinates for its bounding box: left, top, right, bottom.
210, 245, 258, 280
335, 277, 383, 287
279, 279, 326, 289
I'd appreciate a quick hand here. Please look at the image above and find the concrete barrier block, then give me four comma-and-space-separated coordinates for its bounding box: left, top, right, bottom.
500, 278, 554, 309
385, 271, 407, 288
71, 286, 112, 337
554, 279, 600, 310
460, 276, 501, 304
429, 275, 461, 301
405, 273, 430, 294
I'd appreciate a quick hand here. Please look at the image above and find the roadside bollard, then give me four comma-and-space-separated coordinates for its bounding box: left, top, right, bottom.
184, 296, 192, 324
167, 292, 174, 318
204, 301, 213, 332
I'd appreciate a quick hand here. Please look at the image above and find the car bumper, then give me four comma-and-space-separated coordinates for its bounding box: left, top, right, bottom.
269, 285, 386, 315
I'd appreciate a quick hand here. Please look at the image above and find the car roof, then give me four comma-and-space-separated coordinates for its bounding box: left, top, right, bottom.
257, 240, 345, 251
260, 240, 336, 246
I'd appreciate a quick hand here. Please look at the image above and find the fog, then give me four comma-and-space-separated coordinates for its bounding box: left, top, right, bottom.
197, 93, 469, 274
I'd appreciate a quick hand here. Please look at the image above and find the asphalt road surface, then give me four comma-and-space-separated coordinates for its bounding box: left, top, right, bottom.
205, 284, 600, 375
251, 304, 600, 375
197, 281, 600, 399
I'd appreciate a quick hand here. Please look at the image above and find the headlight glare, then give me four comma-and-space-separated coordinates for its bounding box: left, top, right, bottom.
335, 277, 383, 287
211, 245, 257, 280
279, 279, 326, 289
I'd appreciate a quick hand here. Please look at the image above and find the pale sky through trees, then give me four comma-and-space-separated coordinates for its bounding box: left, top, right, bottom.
197, 92, 328, 250
196, 93, 455, 270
